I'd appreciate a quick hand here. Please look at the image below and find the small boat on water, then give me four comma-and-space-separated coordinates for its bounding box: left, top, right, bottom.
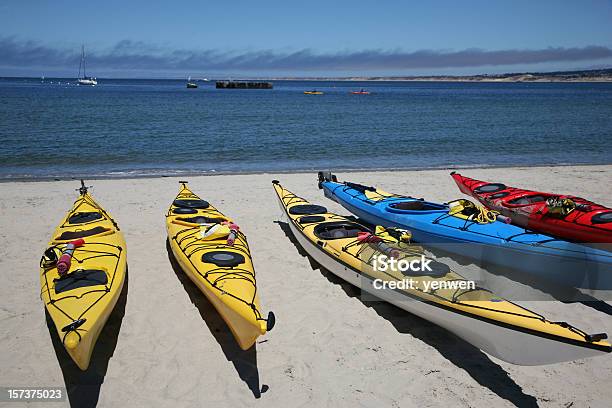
304, 90, 323, 95
76, 45, 97, 86
351, 89, 370, 95
186, 76, 198, 88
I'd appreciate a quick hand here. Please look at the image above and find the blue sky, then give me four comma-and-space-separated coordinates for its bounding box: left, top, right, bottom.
1, 0, 612, 77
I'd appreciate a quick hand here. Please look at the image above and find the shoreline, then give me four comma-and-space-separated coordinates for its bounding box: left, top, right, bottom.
1, 162, 611, 183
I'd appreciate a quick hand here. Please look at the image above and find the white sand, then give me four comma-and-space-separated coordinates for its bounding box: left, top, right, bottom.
1, 165, 611, 407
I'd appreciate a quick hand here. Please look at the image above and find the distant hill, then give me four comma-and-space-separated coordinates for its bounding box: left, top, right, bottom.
271, 68, 612, 82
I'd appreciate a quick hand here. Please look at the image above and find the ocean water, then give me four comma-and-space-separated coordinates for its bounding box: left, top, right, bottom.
0, 78, 611, 180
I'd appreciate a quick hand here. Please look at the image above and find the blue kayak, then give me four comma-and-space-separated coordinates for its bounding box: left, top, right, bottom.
318, 173, 612, 292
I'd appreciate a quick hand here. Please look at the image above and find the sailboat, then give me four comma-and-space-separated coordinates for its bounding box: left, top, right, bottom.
186, 76, 198, 88
77, 45, 97, 86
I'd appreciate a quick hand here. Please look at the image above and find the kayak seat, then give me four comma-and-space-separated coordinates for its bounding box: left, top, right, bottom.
389, 201, 445, 211
314, 221, 368, 240
178, 216, 224, 224
289, 204, 327, 215
202, 251, 245, 268
507, 195, 548, 206
68, 211, 102, 225
399, 260, 450, 278
57, 226, 109, 241
173, 199, 210, 209
54, 269, 108, 294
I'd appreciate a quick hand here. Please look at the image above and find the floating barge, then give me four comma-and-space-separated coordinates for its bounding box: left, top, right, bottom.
216, 81, 273, 89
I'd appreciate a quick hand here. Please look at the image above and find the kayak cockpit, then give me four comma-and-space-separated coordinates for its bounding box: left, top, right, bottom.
505, 194, 550, 206
314, 221, 368, 240
386, 200, 446, 214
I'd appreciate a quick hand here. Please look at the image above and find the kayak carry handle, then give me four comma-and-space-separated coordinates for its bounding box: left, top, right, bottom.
62, 318, 87, 332
78, 179, 89, 195
266, 311, 276, 331
272, 180, 280, 185
179, 180, 188, 184
318, 171, 337, 188
585, 333, 608, 342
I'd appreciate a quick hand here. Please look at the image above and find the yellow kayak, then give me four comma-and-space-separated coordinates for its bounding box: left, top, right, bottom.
40, 181, 127, 370
304, 90, 324, 95
166, 181, 274, 350
272, 180, 611, 365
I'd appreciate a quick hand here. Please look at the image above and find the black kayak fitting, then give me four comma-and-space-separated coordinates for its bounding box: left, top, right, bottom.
202, 251, 245, 267
474, 183, 506, 194
389, 201, 445, 211
488, 192, 510, 199
57, 226, 109, 241
54, 269, 108, 294
173, 199, 210, 209
173, 207, 198, 214
314, 221, 368, 240
298, 215, 326, 224
62, 318, 87, 333
68, 212, 102, 225
345, 181, 376, 193
317, 171, 338, 188
289, 204, 328, 215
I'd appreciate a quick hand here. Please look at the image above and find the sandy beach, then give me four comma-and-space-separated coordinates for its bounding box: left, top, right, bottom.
1, 164, 611, 407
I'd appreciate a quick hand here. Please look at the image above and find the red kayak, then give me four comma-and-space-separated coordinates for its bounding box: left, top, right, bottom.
451, 172, 612, 243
